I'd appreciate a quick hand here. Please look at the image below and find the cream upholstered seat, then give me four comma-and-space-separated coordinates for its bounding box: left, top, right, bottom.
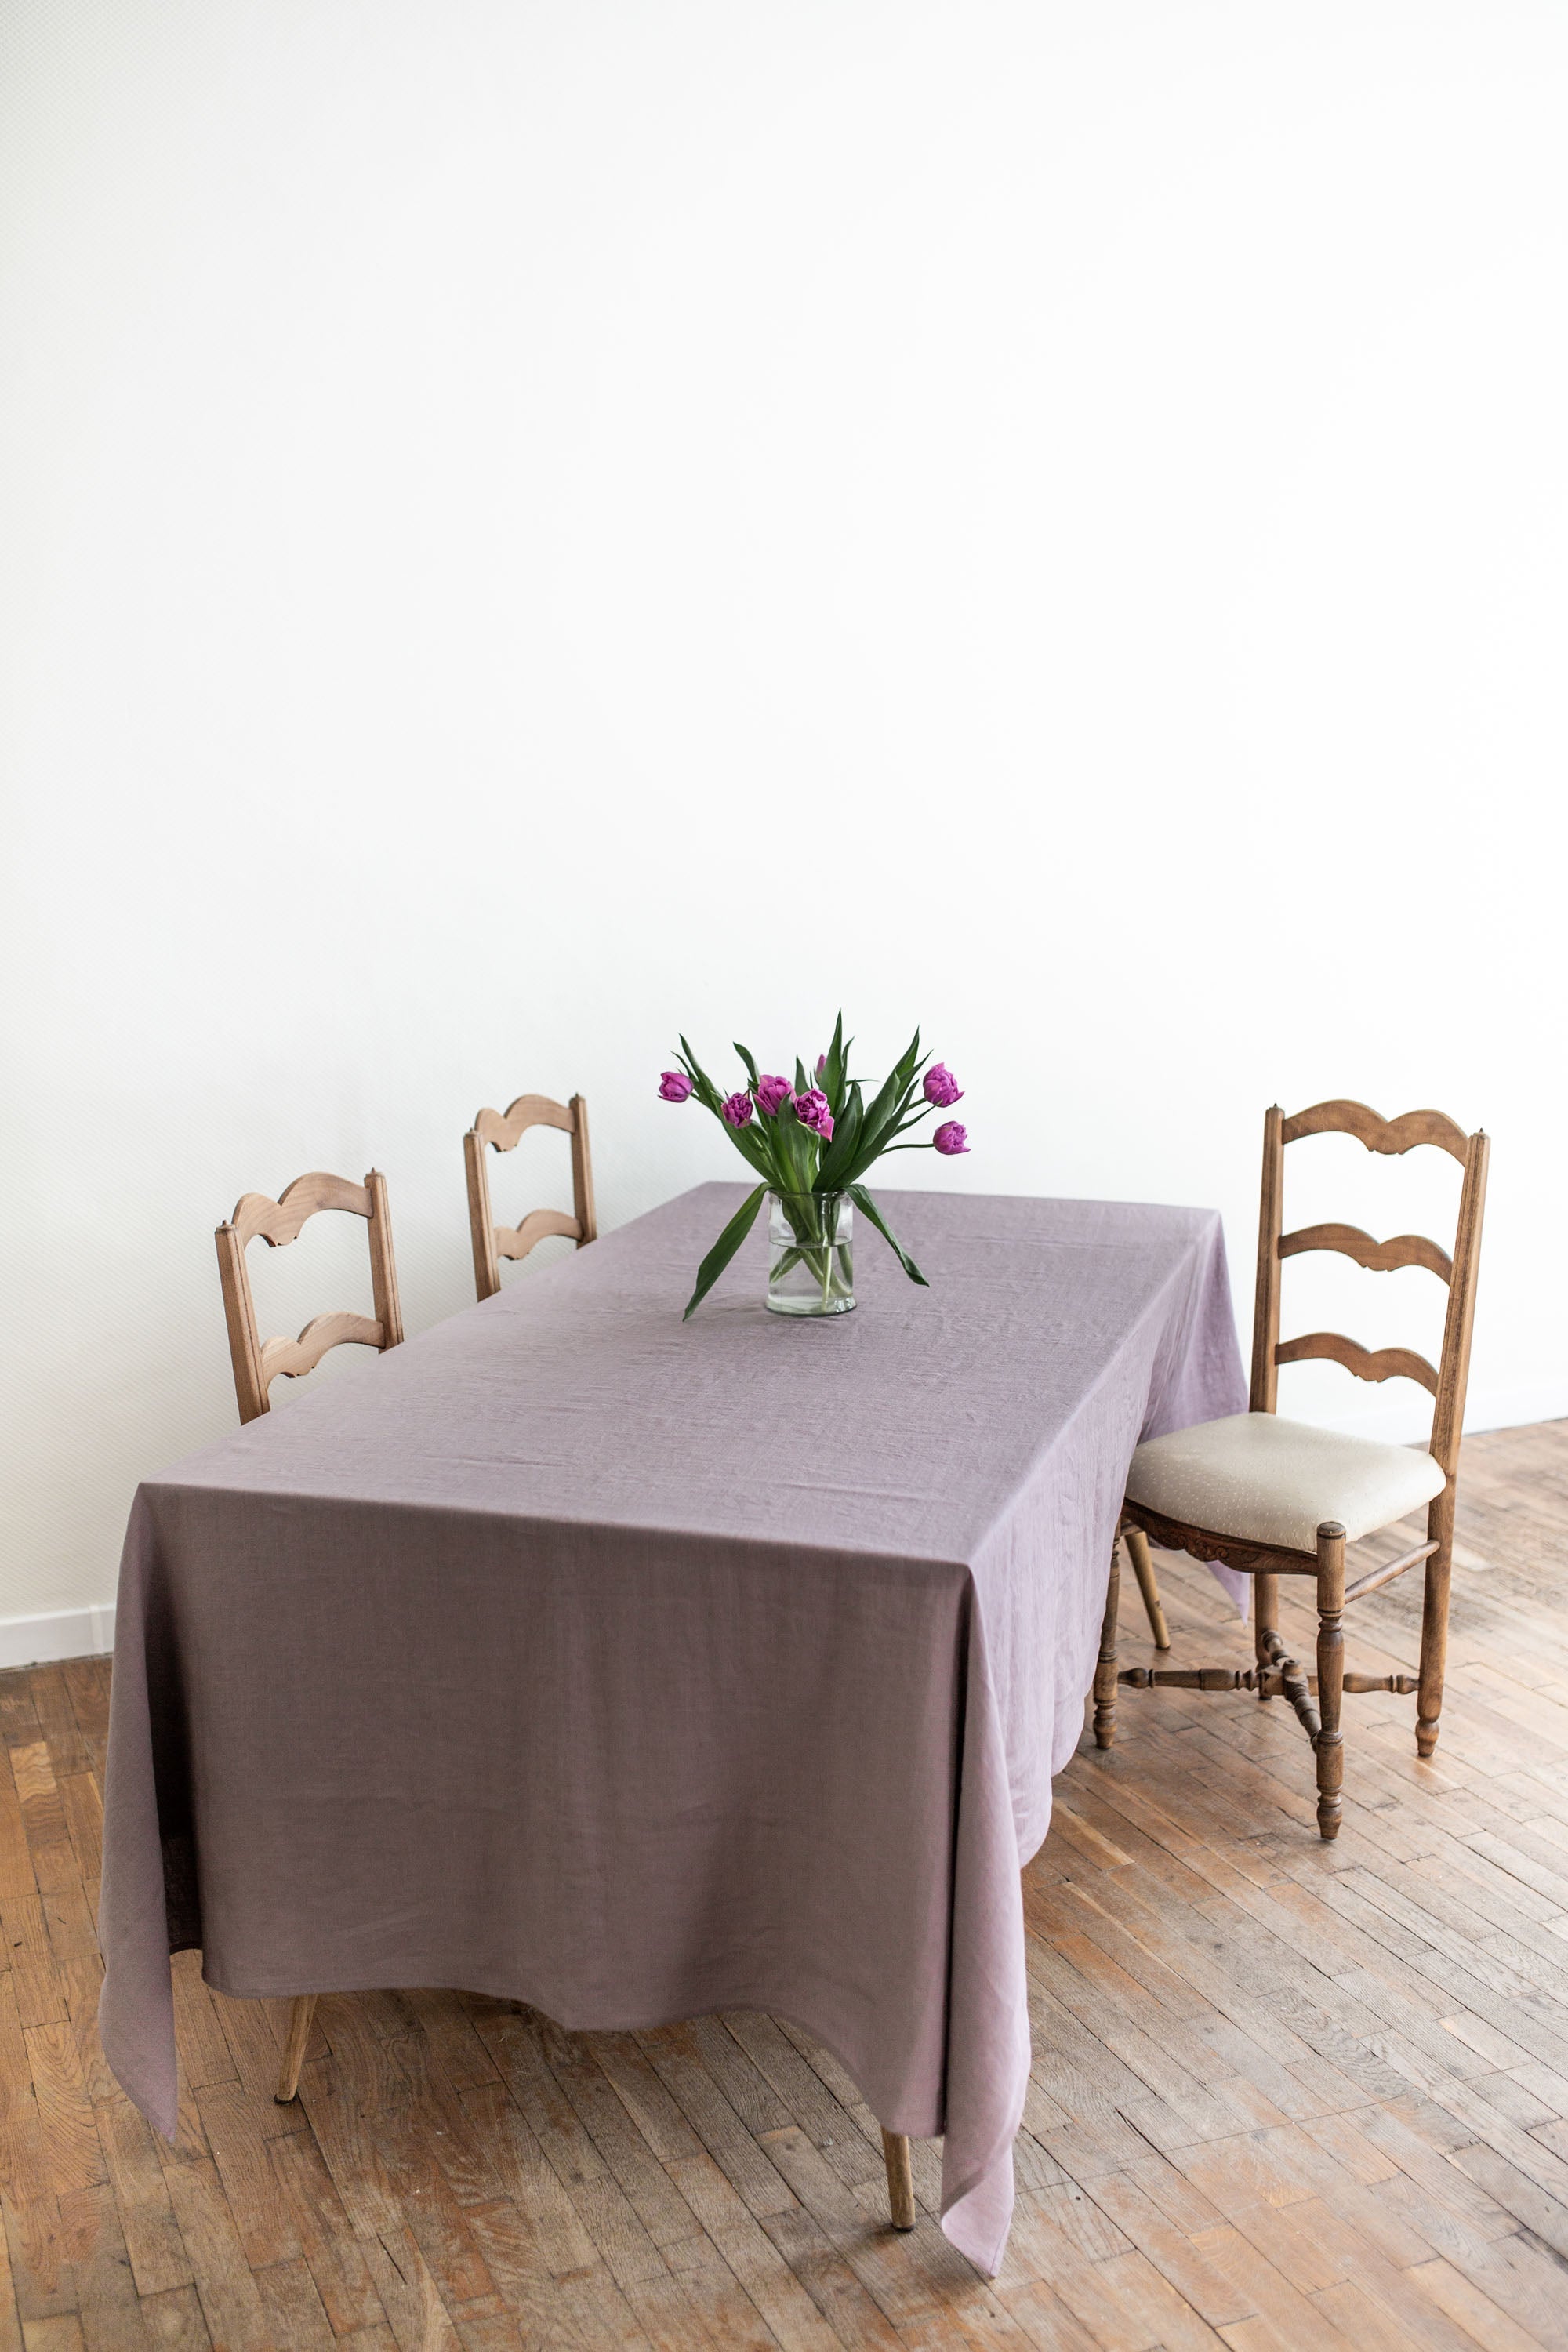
1125, 1411, 1446, 1555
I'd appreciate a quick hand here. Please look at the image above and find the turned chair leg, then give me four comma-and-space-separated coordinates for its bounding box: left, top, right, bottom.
882, 2129, 916, 2230
1122, 1525, 1170, 1650
1094, 1537, 1121, 1750
1254, 1571, 1278, 1701
1417, 1490, 1452, 1759
275, 1993, 318, 2103
1315, 1522, 1345, 1841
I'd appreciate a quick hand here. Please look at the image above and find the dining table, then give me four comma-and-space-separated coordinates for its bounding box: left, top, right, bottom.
98, 1181, 1247, 2277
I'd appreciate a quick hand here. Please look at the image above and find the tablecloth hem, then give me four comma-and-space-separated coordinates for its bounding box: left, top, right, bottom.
126, 1955, 952, 2147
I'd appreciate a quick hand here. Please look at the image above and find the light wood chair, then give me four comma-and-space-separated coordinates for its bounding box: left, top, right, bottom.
216, 1167, 405, 2099
463, 1092, 597, 1301
216, 1169, 405, 1425
1095, 1100, 1488, 1840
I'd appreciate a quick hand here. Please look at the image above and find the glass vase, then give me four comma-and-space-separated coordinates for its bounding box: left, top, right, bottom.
767, 1191, 855, 1317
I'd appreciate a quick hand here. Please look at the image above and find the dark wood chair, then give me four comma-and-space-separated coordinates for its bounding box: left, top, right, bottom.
216, 1167, 406, 2096
463, 1093, 596, 1301
1095, 1100, 1488, 1840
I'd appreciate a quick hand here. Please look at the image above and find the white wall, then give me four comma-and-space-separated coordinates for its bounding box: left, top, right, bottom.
3, 0, 1565, 1644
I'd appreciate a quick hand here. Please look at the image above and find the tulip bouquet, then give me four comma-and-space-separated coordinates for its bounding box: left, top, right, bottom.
659, 1014, 969, 1319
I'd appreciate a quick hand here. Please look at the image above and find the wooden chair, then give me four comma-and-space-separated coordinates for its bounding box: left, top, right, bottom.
215, 1167, 405, 2099
463, 1092, 597, 1301
216, 1169, 405, 1425
1095, 1100, 1488, 1840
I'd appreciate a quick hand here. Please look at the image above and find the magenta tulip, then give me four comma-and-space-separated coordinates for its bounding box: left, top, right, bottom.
933, 1121, 969, 1155
659, 1071, 694, 1102
756, 1073, 794, 1118
722, 1091, 754, 1128
924, 1063, 963, 1108
793, 1088, 834, 1140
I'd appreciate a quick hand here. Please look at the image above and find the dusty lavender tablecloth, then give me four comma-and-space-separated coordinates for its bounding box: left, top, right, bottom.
99, 1183, 1244, 2274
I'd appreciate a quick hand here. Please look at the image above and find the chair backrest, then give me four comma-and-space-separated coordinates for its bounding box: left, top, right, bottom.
463, 1093, 596, 1301
1250, 1100, 1489, 1479
216, 1169, 404, 1424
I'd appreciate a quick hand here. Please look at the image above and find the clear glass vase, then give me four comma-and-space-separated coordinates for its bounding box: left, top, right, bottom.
767, 1191, 855, 1317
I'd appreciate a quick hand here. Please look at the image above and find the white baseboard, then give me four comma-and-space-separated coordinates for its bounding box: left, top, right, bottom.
0, 1603, 115, 1671
1319, 1380, 1568, 1446
1465, 1381, 1568, 1439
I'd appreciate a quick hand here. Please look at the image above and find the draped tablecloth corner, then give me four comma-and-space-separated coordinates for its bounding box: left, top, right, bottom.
98, 1492, 183, 2144
98, 1184, 1246, 2273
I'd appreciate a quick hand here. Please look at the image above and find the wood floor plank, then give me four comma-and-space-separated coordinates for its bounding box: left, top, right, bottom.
24, 2026, 105, 2202
1, 1904, 67, 2034
267, 2126, 388, 2336
57, 2181, 154, 2352
458, 2198, 581, 2342
630, 2029, 797, 2222
662, 2151, 841, 2352
129, 2287, 209, 2350
0, 2199, 20, 2352
250, 2254, 336, 2351
2, 2190, 76, 2325
190, 2089, 300, 2272
90, 2100, 191, 2304
154, 2159, 270, 2352
0, 1774, 34, 1911
457, 2082, 600, 2279
359, 2227, 465, 2352
537, 2039, 706, 2258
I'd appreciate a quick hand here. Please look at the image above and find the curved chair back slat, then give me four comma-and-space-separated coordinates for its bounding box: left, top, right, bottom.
474, 1095, 576, 1152
231, 1171, 375, 1248
1273, 1333, 1440, 1396
1277, 1223, 1453, 1282
1279, 1099, 1470, 1162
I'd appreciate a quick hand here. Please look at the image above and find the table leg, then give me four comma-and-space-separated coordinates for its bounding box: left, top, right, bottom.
275, 1993, 318, 2103
1124, 1525, 1171, 1650
882, 2129, 916, 2229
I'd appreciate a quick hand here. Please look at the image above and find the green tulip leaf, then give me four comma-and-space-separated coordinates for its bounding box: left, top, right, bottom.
822, 1012, 847, 1116
815, 1080, 864, 1190
683, 1185, 767, 1319
847, 1185, 928, 1287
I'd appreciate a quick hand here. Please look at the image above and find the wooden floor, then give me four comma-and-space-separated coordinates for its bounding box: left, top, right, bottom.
4, 1421, 1568, 2350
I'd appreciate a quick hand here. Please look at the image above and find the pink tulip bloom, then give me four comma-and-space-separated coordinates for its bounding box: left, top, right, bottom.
924, 1063, 964, 1108
659, 1071, 694, 1102
933, 1121, 969, 1155
793, 1089, 834, 1140
756, 1073, 794, 1118
722, 1091, 755, 1128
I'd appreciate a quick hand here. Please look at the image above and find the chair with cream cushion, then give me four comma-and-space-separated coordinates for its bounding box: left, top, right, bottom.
1095, 1100, 1489, 1841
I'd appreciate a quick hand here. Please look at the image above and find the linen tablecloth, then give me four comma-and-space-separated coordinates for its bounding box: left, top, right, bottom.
99, 1183, 1245, 2275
